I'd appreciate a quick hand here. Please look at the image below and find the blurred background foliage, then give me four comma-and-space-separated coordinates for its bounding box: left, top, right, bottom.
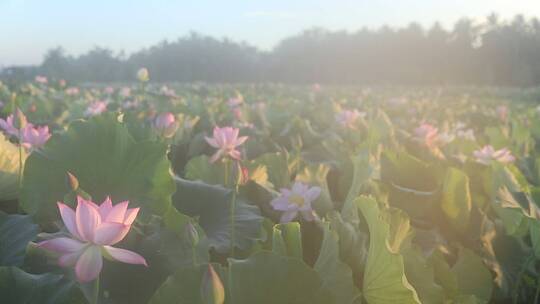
3, 14, 540, 87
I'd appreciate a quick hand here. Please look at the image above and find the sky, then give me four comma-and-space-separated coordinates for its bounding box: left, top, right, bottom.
1, 0, 540, 66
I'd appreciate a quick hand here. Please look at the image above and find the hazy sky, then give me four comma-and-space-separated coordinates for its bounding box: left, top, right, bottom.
1, 0, 539, 66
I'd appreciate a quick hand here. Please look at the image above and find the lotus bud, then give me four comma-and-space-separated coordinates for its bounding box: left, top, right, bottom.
137, 68, 149, 82
240, 166, 249, 185
35, 75, 48, 84
200, 264, 225, 304
66, 172, 79, 191
154, 112, 179, 138
232, 162, 249, 185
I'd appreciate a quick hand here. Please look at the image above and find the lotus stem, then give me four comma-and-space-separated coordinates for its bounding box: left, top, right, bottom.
228, 264, 234, 304
224, 159, 229, 188
230, 186, 237, 258
18, 128, 23, 189
92, 274, 100, 304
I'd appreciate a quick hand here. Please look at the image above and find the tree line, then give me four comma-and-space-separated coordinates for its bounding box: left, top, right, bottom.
3, 14, 540, 86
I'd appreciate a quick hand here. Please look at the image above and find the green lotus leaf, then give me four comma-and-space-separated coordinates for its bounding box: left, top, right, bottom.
440, 168, 472, 232
184, 155, 226, 185
0, 266, 83, 303
493, 187, 531, 237
489, 162, 526, 194
327, 209, 368, 275
173, 177, 263, 253
150, 251, 336, 304
430, 250, 459, 299
452, 295, 486, 304
0, 212, 38, 266
272, 222, 302, 259
140, 205, 210, 272
20, 113, 175, 223
384, 207, 413, 253
402, 247, 445, 304
342, 149, 373, 208
314, 223, 362, 304
451, 248, 493, 303
356, 196, 421, 304
530, 219, 540, 259
148, 263, 227, 304
229, 251, 333, 304
381, 150, 441, 219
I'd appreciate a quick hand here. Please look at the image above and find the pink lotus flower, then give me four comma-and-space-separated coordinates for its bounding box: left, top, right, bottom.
104, 86, 115, 95
0, 109, 50, 150
413, 123, 439, 147
473, 145, 515, 165
0, 108, 28, 137
39, 196, 147, 283
335, 109, 365, 129
35, 75, 48, 84
120, 87, 131, 97
58, 79, 67, 87
160, 86, 177, 98
65, 87, 80, 96
22, 125, 51, 150
0, 114, 21, 137
270, 182, 321, 223
84, 101, 107, 117
154, 112, 179, 138
205, 126, 248, 163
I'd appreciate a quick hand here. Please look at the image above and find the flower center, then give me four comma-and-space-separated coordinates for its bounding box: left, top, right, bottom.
289, 194, 305, 207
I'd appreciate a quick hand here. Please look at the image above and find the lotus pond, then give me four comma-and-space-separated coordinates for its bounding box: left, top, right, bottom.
1, 78, 540, 304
